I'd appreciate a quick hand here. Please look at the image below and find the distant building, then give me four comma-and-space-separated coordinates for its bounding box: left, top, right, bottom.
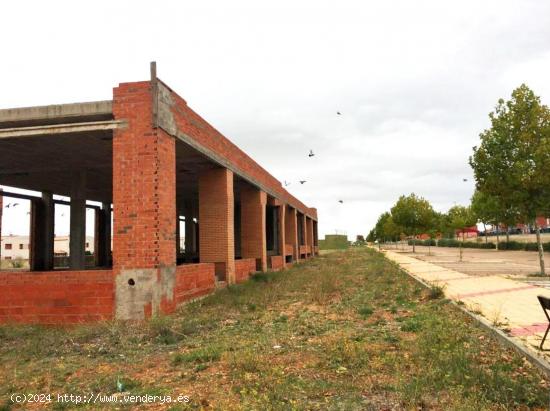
319, 234, 349, 250
1, 235, 94, 260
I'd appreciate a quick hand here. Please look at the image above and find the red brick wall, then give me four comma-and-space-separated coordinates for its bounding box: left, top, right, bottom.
285, 207, 299, 262
306, 218, 314, 256
174, 264, 216, 305
0, 270, 114, 324
161, 81, 316, 221
112, 81, 176, 271
235, 258, 256, 283
277, 205, 286, 269
240, 186, 267, 272
270, 256, 284, 271
199, 168, 235, 283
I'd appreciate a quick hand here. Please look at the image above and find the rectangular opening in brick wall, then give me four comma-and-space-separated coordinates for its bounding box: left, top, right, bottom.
0, 269, 114, 324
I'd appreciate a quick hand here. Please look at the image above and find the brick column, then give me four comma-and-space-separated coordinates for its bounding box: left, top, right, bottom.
199, 168, 235, 283
240, 186, 267, 272
285, 206, 299, 262
306, 217, 314, 258
313, 220, 319, 256
301, 213, 308, 259
112, 81, 177, 320
278, 204, 286, 268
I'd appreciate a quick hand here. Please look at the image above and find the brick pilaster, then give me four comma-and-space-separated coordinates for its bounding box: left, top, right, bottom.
112, 81, 177, 319
278, 204, 286, 268
240, 186, 267, 272
285, 206, 299, 262
306, 217, 314, 257
198, 168, 235, 283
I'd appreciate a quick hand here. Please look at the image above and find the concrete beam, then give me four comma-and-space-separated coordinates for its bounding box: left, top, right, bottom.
0, 100, 113, 126
0, 120, 126, 139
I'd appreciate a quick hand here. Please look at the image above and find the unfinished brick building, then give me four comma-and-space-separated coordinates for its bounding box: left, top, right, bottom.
0, 64, 318, 324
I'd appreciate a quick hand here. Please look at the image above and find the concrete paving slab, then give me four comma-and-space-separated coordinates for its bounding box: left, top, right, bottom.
381, 248, 550, 372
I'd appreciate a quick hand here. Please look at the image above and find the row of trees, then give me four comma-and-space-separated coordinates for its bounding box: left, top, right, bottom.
368, 85, 550, 275
470, 84, 550, 275
366, 193, 476, 254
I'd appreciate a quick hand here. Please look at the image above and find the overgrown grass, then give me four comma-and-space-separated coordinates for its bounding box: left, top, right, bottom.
0, 248, 548, 410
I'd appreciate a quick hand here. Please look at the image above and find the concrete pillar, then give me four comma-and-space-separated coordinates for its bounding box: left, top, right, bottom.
0, 188, 3, 262
112, 82, 177, 320
29, 192, 55, 271
278, 204, 286, 268
285, 207, 299, 262
70, 171, 86, 270
199, 168, 235, 283
184, 211, 197, 256
95, 202, 111, 267
313, 220, 319, 256
240, 186, 267, 272
176, 215, 181, 260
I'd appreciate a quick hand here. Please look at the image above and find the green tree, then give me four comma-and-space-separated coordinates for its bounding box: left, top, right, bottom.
383, 215, 401, 249
448, 205, 476, 261
470, 190, 497, 244
366, 229, 375, 243
470, 84, 550, 274
391, 194, 435, 253
373, 212, 391, 244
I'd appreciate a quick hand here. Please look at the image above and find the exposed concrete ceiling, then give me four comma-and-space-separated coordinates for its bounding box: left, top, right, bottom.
0, 100, 303, 217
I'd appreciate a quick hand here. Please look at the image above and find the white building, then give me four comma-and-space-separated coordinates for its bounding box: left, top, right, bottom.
1, 235, 94, 260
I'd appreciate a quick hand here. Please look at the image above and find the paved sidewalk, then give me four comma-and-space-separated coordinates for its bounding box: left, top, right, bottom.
383, 249, 550, 365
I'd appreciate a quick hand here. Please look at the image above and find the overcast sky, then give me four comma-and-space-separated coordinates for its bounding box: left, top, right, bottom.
1, 0, 550, 239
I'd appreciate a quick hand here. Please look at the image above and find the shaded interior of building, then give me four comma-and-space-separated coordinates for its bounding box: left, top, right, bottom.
0, 101, 318, 275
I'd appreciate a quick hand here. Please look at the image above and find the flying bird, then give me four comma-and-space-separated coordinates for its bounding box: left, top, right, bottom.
337, 111, 342, 115
308, 150, 315, 158
12, 203, 19, 207
284, 181, 291, 187
299, 180, 307, 185
338, 200, 344, 204
463, 178, 468, 182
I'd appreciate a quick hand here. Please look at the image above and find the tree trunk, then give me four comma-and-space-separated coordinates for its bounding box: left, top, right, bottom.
412, 229, 416, 253
483, 223, 488, 244
535, 221, 546, 276
496, 229, 500, 250
506, 225, 510, 243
